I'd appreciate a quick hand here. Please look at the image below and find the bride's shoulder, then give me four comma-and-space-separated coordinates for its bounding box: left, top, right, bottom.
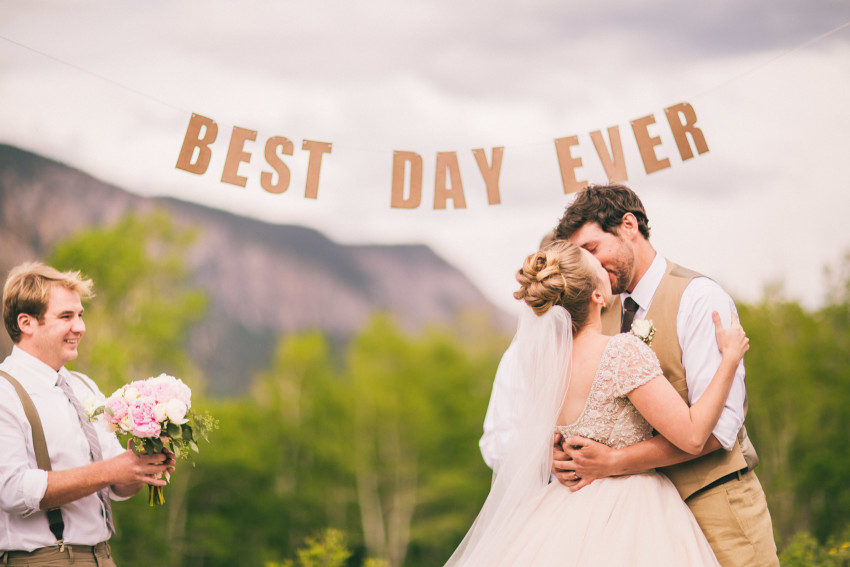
609, 333, 658, 362
610, 332, 646, 349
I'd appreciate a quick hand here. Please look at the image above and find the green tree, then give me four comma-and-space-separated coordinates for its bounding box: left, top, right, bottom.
343, 315, 496, 566
49, 211, 207, 394
740, 253, 850, 547
46, 211, 208, 566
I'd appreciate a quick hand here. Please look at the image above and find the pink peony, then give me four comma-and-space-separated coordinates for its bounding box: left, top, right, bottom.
104, 396, 129, 423
132, 420, 162, 438
127, 396, 162, 438
150, 381, 177, 404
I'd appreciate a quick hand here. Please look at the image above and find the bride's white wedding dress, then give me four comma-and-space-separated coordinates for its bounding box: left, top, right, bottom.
447, 308, 719, 566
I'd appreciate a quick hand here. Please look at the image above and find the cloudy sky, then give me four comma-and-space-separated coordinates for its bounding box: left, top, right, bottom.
2, 1, 849, 314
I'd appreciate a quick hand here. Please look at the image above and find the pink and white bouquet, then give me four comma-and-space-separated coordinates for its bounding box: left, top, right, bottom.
88, 373, 215, 505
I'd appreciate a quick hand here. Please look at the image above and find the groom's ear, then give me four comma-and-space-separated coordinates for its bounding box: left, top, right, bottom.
617, 213, 641, 240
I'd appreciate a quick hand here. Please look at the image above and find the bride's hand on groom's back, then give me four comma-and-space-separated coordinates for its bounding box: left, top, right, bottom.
713, 310, 749, 363
551, 434, 601, 492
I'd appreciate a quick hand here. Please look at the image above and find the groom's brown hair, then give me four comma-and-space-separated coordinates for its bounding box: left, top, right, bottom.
555, 184, 651, 241
3, 262, 93, 343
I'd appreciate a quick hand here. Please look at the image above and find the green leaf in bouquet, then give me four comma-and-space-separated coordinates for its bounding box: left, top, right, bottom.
189, 440, 199, 453
167, 422, 182, 439
129, 438, 142, 457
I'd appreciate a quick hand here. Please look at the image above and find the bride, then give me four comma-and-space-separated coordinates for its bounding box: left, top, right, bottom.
445, 241, 749, 566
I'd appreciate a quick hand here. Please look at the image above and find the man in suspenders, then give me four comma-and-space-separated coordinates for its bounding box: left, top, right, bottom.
549, 184, 778, 566
0, 262, 172, 566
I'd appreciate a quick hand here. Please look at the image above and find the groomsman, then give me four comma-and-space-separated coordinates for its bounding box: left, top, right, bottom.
550, 184, 778, 566
0, 262, 172, 566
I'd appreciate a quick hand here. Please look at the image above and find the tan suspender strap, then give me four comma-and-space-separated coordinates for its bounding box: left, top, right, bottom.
0, 370, 52, 471
70, 371, 95, 394
0, 369, 66, 544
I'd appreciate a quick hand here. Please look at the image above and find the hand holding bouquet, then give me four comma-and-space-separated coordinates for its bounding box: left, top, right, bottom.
88, 373, 216, 505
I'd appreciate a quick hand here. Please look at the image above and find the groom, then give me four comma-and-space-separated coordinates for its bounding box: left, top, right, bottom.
549, 183, 777, 566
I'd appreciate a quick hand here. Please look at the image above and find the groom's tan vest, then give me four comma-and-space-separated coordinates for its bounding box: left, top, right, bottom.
601, 260, 757, 500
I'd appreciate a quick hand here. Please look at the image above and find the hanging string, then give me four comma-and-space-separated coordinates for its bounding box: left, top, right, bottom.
2, 17, 849, 152
693, 19, 850, 101
0, 34, 190, 116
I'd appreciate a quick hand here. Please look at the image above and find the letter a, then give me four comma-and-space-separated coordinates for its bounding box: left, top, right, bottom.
434, 152, 467, 209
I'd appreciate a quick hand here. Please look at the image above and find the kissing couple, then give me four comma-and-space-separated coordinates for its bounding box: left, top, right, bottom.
448, 184, 779, 566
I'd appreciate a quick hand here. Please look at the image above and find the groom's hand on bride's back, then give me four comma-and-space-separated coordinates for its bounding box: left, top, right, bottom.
551, 434, 598, 491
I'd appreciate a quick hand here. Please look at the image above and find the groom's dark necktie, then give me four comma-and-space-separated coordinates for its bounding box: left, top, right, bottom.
620, 296, 640, 333
56, 373, 115, 534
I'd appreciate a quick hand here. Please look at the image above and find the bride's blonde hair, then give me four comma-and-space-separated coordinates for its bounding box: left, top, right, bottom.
513, 240, 599, 333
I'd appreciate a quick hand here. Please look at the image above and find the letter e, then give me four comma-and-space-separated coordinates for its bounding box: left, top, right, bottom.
554, 136, 587, 194
221, 126, 257, 187
631, 114, 671, 175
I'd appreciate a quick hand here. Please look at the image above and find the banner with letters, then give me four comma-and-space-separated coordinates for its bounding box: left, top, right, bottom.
175, 102, 709, 209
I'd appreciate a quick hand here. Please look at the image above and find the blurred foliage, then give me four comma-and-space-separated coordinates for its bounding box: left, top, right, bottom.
46, 211, 209, 565
36, 213, 850, 565
49, 210, 207, 395
739, 253, 850, 545
779, 524, 850, 567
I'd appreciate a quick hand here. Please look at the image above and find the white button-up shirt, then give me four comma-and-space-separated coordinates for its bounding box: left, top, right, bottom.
0, 347, 126, 552
480, 253, 747, 469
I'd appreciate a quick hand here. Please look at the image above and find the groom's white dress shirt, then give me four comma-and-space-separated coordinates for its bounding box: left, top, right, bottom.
480, 253, 747, 470
0, 346, 126, 552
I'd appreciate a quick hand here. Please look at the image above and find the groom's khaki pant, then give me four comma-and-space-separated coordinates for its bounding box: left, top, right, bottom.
1, 542, 117, 567
686, 470, 779, 567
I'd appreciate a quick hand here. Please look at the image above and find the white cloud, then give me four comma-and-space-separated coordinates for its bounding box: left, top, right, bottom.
1, 0, 849, 315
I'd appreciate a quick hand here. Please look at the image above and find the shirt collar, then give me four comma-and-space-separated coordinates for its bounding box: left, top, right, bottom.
10, 345, 67, 386
621, 252, 666, 312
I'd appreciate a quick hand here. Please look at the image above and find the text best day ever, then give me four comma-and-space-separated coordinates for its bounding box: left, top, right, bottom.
175, 102, 708, 209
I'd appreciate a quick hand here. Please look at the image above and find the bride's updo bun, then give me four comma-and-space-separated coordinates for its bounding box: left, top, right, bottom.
513, 240, 599, 333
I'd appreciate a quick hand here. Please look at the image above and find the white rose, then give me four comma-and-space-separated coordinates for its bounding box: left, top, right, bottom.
165, 399, 189, 425
154, 402, 169, 423
123, 387, 140, 402
83, 393, 106, 417
119, 414, 133, 433
631, 319, 651, 337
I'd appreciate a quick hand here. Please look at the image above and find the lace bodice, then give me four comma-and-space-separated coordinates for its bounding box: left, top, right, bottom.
555, 333, 662, 449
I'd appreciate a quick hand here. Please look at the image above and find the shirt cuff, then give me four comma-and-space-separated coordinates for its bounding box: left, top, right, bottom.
711, 411, 744, 451
23, 469, 48, 515
108, 490, 132, 502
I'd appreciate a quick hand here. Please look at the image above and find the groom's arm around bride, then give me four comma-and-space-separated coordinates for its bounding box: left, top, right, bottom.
481, 184, 779, 567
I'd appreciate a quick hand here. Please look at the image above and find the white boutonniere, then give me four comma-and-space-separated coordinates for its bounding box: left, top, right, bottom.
630, 319, 656, 345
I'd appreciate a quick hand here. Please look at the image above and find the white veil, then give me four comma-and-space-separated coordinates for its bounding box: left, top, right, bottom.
446, 304, 573, 566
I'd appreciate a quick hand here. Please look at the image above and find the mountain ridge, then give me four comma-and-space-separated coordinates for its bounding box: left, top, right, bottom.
0, 144, 511, 395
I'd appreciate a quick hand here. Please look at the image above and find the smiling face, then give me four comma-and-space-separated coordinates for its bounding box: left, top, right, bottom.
19, 285, 86, 371
568, 222, 636, 295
